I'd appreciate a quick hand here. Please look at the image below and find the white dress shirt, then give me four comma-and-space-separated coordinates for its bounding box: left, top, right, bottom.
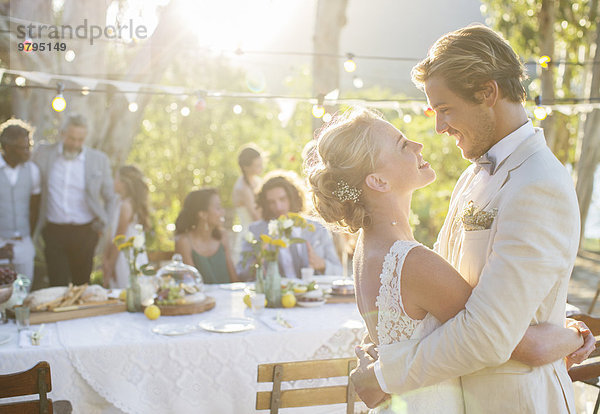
278, 227, 301, 278
0, 157, 41, 194
46, 144, 95, 225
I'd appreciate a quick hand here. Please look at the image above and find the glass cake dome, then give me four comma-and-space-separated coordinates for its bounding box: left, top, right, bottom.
154, 254, 205, 305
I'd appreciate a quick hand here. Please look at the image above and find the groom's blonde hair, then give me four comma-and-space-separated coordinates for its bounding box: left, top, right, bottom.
306, 107, 384, 233
411, 25, 527, 104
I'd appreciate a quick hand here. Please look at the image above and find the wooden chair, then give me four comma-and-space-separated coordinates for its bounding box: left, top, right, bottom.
256, 357, 359, 413
0, 361, 54, 414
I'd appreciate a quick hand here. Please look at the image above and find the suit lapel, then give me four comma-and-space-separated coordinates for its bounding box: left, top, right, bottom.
471, 129, 547, 211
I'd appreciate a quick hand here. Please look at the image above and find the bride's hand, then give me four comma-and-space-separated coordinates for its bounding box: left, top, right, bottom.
565, 320, 595, 369
351, 346, 389, 408
359, 333, 379, 360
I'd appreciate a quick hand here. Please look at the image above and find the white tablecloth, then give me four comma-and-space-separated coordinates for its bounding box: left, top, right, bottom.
0, 284, 365, 413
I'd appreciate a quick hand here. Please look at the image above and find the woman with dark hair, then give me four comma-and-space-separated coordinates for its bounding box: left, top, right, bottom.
174, 189, 238, 284
103, 165, 150, 288
231, 145, 264, 263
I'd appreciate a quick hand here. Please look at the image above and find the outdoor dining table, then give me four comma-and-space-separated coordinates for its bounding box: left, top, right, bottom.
0, 281, 365, 414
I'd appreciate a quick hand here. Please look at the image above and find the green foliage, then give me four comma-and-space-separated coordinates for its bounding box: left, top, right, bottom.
128, 61, 468, 251
480, 0, 598, 164
128, 61, 313, 251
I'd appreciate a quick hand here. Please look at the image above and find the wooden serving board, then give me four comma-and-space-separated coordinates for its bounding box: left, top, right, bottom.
157, 295, 216, 316
9, 300, 126, 324
326, 294, 355, 304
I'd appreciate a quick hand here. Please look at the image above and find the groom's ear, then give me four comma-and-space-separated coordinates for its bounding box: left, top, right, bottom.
476, 80, 499, 107
365, 173, 389, 193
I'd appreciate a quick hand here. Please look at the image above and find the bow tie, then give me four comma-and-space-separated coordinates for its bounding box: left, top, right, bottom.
473, 153, 496, 175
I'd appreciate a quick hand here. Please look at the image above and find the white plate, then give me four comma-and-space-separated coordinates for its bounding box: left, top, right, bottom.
198, 317, 255, 333
152, 323, 198, 336
309, 276, 351, 285
0, 333, 12, 345
296, 299, 326, 308
219, 282, 249, 291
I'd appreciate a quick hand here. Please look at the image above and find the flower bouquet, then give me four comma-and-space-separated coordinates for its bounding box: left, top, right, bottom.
114, 224, 154, 312
242, 213, 314, 307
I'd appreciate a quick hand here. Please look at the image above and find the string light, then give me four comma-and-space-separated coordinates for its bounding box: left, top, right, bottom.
180, 106, 190, 116
128, 102, 138, 112
312, 94, 325, 118
14, 76, 26, 86
81, 86, 90, 96
233, 104, 243, 114
51, 82, 66, 112
539, 55, 551, 69
65, 50, 75, 62
533, 106, 548, 120
352, 76, 364, 89
322, 113, 333, 123
343, 53, 357, 73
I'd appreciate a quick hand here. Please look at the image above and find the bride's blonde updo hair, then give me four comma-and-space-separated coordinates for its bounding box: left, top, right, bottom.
306, 107, 384, 233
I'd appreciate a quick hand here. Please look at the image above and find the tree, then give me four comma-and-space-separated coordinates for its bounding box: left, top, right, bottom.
481, 0, 600, 247
312, 0, 348, 130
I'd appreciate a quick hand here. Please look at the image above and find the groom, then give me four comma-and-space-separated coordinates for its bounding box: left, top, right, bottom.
351, 25, 586, 413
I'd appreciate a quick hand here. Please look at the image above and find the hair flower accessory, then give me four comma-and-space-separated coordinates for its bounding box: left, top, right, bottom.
333, 180, 361, 203
458, 200, 497, 231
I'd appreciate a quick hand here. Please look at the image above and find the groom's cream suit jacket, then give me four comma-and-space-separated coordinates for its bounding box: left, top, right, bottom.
378, 128, 579, 413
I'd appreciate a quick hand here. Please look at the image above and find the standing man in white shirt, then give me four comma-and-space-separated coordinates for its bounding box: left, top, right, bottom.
33, 114, 116, 286
0, 119, 40, 285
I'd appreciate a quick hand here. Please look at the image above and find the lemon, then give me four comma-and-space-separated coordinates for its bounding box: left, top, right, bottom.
243, 294, 252, 308
293, 285, 307, 294
119, 290, 127, 301
144, 304, 161, 320
281, 292, 297, 308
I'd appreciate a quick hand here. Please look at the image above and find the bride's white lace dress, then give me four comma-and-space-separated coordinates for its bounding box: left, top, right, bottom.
372, 240, 465, 413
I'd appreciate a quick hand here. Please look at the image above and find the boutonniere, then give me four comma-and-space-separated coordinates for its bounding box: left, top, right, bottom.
457, 201, 497, 231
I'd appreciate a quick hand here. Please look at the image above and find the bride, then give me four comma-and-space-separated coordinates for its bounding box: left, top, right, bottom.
306, 108, 589, 412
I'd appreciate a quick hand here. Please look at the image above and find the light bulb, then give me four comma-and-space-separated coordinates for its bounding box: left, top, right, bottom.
128, 102, 138, 112
312, 105, 325, 118
344, 58, 357, 73
533, 106, 547, 120
539, 55, 551, 69
15, 76, 26, 86
51, 95, 66, 112
352, 77, 363, 88
65, 50, 75, 62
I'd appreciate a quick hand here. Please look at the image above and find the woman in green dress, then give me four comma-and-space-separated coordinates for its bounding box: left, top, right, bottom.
174, 189, 239, 284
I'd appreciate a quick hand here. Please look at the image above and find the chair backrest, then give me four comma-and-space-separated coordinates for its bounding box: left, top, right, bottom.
256, 357, 359, 413
0, 361, 53, 414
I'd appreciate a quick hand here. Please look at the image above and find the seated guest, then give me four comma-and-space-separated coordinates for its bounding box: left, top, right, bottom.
237, 170, 342, 280
0, 119, 40, 286
102, 165, 150, 288
174, 189, 239, 284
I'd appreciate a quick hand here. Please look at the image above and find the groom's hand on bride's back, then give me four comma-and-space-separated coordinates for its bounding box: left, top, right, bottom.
351, 345, 390, 408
